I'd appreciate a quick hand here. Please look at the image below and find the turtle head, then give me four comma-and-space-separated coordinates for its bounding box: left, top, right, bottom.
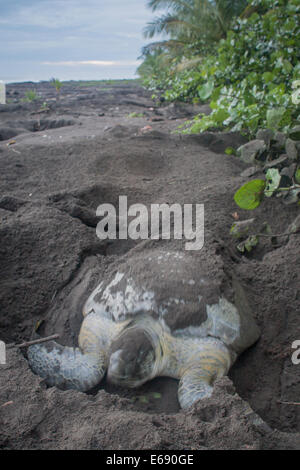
107, 317, 163, 388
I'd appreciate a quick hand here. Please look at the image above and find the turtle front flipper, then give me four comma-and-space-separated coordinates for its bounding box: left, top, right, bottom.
28, 311, 118, 391
28, 340, 106, 391
178, 339, 233, 409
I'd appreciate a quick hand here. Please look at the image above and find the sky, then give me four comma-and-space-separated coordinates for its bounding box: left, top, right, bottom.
0, 0, 160, 83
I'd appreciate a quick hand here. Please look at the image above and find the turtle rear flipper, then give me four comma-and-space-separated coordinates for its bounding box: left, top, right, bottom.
28, 341, 106, 391
178, 340, 232, 409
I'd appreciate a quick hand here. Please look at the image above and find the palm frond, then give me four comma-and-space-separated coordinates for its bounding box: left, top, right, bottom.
147, 0, 194, 14
143, 0, 248, 58
141, 39, 187, 56
143, 14, 183, 38
175, 56, 203, 71
144, 12, 215, 40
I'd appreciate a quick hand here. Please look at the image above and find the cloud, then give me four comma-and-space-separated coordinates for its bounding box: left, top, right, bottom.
41, 60, 141, 67
0, 0, 164, 82
116, 33, 142, 40
0, 0, 153, 31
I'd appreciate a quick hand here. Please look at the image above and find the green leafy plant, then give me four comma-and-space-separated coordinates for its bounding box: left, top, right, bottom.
234, 172, 300, 210
50, 77, 63, 95
182, 0, 300, 135
237, 235, 259, 253
140, 0, 300, 136
225, 147, 236, 155
292, 80, 300, 105
234, 122, 300, 212
22, 90, 38, 102
127, 112, 145, 118
264, 168, 281, 197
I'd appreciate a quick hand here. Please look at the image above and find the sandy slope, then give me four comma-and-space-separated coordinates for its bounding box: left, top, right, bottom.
0, 81, 299, 449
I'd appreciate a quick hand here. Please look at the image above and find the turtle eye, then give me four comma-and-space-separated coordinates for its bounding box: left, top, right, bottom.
140, 350, 156, 375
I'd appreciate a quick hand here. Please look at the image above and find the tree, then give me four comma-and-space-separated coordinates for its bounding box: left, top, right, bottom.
143, 0, 248, 55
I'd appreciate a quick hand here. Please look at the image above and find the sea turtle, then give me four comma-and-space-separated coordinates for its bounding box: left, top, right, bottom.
28, 246, 260, 409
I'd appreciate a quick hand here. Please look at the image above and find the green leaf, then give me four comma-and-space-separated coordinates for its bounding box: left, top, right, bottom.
282, 60, 293, 74
198, 80, 214, 101
230, 218, 255, 239
262, 72, 274, 83
265, 169, 281, 197
289, 127, 300, 141
151, 392, 162, 399
295, 169, 300, 185
213, 107, 230, 124
237, 235, 259, 253
266, 107, 286, 130
210, 100, 218, 110
225, 147, 236, 155
234, 180, 266, 210
283, 188, 300, 205
261, 222, 272, 235
138, 396, 149, 404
